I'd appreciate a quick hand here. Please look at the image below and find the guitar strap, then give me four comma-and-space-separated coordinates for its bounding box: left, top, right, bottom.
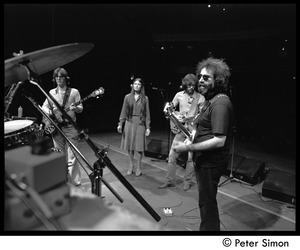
193, 94, 228, 125
48, 87, 71, 123
62, 87, 71, 110
60, 87, 71, 122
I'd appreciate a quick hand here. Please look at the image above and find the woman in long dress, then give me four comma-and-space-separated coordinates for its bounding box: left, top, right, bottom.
117, 78, 151, 176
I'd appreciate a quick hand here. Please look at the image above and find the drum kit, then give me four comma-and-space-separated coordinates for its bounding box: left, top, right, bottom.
4, 43, 94, 150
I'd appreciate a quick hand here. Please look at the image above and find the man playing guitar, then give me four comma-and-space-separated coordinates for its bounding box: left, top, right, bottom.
158, 73, 205, 191
42, 67, 83, 186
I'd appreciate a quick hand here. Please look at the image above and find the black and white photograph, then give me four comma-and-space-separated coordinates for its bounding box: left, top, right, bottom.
3, 3, 296, 237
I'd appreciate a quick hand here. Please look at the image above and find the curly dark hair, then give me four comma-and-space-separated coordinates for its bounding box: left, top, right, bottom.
196, 57, 231, 97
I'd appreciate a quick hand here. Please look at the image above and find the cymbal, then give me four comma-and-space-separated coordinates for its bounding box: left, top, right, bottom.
5, 43, 94, 86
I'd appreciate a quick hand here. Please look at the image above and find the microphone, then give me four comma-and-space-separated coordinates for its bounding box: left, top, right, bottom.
152, 86, 166, 92
150, 83, 166, 92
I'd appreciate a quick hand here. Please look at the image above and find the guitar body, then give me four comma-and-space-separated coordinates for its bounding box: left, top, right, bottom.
164, 102, 196, 142
169, 112, 195, 135
170, 120, 181, 134
43, 87, 105, 135
43, 116, 57, 135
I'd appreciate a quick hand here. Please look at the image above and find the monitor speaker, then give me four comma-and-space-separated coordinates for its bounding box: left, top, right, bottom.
234, 157, 265, 185
262, 169, 295, 205
144, 138, 168, 160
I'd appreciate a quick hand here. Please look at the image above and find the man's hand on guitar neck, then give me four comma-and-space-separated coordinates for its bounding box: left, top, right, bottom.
68, 103, 81, 113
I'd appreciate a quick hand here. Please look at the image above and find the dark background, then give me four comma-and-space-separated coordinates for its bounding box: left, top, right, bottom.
4, 4, 296, 151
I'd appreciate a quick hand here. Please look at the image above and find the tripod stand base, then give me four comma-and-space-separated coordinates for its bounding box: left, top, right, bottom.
219, 176, 251, 187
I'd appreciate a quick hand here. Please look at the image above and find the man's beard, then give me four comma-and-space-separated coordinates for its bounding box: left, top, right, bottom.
200, 83, 214, 99
186, 87, 194, 94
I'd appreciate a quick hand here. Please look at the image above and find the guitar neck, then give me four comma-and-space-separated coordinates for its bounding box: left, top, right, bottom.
65, 94, 92, 112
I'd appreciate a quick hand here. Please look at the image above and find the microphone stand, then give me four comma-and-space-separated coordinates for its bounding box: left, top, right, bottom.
151, 86, 170, 162
25, 93, 122, 202
24, 70, 160, 222
218, 85, 249, 187
218, 126, 250, 187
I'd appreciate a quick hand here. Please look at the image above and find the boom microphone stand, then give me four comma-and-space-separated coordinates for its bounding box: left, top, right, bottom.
151, 85, 170, 162
25, 90, 123, 202
24, 71, 160, 222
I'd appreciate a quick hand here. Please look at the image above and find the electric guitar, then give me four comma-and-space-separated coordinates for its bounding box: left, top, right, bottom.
163, 102, 196, 142
43, 87, 105, 135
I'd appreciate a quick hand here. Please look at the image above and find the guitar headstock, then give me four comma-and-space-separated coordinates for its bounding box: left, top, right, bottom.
91, 87, 105, 97
163, 102, 175, 116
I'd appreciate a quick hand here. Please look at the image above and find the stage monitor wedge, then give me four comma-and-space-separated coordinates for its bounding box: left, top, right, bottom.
234, 157, 265, 185
262, 169, 295, 205
144, 138, 168, 160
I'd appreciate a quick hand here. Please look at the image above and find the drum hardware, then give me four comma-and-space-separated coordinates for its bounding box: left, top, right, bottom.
5, 43, 161, 223
4, 81, 23, 114
4, 118, 37, 150
33, 123, 44, 139
5, 43, 94, 86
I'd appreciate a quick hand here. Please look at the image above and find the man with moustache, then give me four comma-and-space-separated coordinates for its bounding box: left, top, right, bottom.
172, 57, 233, 231
158, 73, 205, 191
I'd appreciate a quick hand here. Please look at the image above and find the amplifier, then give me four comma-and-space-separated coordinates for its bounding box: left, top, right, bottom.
5, 146, 67, 193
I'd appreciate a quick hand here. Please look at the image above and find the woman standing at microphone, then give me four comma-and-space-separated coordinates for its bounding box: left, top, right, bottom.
117, 78, 151, 177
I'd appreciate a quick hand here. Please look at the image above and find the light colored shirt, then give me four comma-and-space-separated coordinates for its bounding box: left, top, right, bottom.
42, 87, 83, 122
172, 90, 205, 118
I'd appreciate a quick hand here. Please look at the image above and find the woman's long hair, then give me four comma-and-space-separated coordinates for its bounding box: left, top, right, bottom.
127, 78, 147, 120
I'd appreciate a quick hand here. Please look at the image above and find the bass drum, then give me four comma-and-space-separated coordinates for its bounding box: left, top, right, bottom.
4, 117, 37, 150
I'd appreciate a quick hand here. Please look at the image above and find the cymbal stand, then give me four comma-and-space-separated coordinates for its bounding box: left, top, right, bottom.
4, 81, 21, 118
27, 77, 160, 222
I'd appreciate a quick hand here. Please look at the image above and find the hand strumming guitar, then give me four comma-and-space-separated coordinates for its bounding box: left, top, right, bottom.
172, 140, 192, 153
52, 107, 63, 123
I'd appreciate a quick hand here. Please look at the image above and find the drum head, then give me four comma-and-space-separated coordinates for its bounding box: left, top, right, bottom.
4, 120, 34, 134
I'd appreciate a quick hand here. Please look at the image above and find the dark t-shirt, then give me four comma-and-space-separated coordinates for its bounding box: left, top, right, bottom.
193, 94, 233, 168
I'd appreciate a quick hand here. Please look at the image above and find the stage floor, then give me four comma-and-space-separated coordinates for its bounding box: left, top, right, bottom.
73, 130, 295, 231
